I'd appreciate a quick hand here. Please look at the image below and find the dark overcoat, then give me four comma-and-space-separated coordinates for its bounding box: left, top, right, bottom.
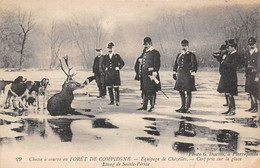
173, 51, 198, 91
103, 53, 125, 86
245, 49, 260, 99
141, 48, 161, 93
93, 55, 105, 76
217, 51, 239, 95
134, 54, 144, 90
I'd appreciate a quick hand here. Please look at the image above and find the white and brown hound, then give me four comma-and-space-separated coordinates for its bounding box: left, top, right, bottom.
29, 78, 50, 109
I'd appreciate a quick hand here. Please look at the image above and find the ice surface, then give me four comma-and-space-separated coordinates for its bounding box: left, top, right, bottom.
0, 69, 259, 167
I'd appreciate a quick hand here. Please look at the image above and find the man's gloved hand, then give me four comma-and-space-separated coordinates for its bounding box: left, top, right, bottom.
191, 71, 196, 77
115, 67, 120, 70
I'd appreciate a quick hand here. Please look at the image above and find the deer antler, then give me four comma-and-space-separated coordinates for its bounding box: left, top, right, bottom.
59, 58, 69, 77
59, 55, 76, 80
63, 55, 73, 75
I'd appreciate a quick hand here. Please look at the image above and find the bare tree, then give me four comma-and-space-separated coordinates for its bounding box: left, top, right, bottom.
18, 10, 35, 69
66, 20, 88, 68
49, 21, 69, 69
65, 15, 105, 69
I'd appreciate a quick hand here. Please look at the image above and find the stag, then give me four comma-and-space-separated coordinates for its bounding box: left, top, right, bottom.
47, 56, 94, 116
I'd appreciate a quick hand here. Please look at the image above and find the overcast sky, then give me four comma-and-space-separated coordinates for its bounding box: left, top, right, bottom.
1, 0, 258, 30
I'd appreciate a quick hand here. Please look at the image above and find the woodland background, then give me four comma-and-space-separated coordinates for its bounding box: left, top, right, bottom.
0, 0, 259, 70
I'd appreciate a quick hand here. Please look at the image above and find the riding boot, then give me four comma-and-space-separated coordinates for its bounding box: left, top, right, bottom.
176, 91, 185, 112
222, 95, 231, 114
140, 92, 144, 104
108, 87, 114, 105
227, 95, 235, 115
97, 88, 102, 98
148, 92, 156, 112
185, 92, 192, 113
251, 96, 259, 113
138, 92, 148, 110
114, 87, 119, 106
246, 102, 255, 112
99, 87, 106, 97
223, 93, 229, 106
102, 87, 106, 97
246, 94, 254, 111
251, 103, 258, 113
101, 86, 106, 98
222, 106, 231, 114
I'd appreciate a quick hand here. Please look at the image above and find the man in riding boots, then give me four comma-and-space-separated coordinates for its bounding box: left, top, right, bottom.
93, 48, 106, 98
244, 37, 259, 113
213, 44, 229, 107
137, 37, 161, 112
218, 39, 239, 116
134, 48, 146, 105
103, 42, 125, 106
173, 39, 198, 113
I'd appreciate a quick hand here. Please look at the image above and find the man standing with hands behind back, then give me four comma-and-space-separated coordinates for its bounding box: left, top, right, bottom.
103, 42, 125, 106
93, 48, 106, 98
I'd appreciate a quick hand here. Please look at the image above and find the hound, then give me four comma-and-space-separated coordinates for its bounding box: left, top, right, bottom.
0, 80, 13, 95
29, 78, 50, 109
4, 76, 33, 111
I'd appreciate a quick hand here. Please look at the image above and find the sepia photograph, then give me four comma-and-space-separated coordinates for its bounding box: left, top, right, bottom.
0, 0, 259, 167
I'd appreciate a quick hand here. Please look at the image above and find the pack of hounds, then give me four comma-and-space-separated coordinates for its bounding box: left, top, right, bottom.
0, 76, 50, 113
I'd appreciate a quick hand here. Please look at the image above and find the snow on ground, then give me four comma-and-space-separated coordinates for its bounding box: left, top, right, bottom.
0, 69, 259, 168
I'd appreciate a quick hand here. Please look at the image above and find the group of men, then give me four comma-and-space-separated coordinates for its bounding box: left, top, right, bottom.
134, 37, 198, 113
93, 36, 259, 115
93, 42, 125, 106
214, 37, 259, 116
93, 37, 162, 111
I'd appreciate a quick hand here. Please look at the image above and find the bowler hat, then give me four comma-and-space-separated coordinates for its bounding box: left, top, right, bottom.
248, 37, 256, 45
181, 39, 189, 46
225, 39, 236, 47
107, 42, 114, 48
96, 48, 102, 51
143, 37, 152, 45
219, 44, 226, 50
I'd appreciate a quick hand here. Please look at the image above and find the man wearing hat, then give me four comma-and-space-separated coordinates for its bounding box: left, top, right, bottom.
213, 44, 229, 107
244, 37, 259, 113
173, 39, 198, 113
93, 48, 106, 98
103, 42, 125, 106
137, 37, 161, 112
218, 39, 239, 116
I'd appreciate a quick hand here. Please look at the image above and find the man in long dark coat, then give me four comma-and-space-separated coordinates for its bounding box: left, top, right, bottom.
137, 37, 161, 112
244, 37, 259, 113
217, 39, 239, 116
173, 39, 198, 113
93, 48, 106, 98
134, 48, 146, 104
213, 44, 229, 107
103, 42, 125, 106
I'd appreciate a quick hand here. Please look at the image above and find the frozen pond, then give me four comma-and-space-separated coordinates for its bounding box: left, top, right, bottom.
0, 69, 259, 167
